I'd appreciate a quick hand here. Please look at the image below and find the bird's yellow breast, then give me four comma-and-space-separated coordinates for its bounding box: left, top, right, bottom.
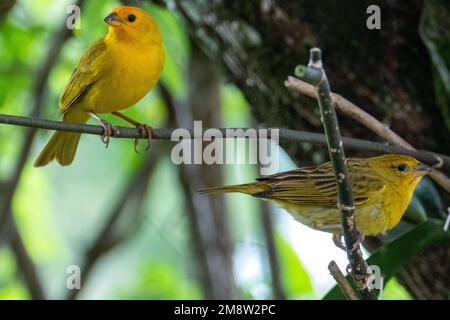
85, 40, 164, 114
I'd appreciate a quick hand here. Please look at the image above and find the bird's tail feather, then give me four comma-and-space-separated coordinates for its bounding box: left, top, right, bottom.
198, 182, 269, 195
33, 131, 82, 167
34, 109, 88, 167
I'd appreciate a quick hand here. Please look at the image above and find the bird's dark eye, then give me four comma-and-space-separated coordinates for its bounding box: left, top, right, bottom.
127, 14, 136, 22
397, 164, 408, 172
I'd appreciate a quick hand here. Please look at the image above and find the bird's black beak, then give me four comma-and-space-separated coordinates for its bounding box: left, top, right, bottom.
104, 12, 120, 26
416, 163, 432, 175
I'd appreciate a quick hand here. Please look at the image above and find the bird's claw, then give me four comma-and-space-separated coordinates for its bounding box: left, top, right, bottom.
332, 233, 347, 251
346, 264, 352, 274
134, 123, 153, 153
100, 120, 120, 148
349, 228, 365, 252
332, 228, 365, 252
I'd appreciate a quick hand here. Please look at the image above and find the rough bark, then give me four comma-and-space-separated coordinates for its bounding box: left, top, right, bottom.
398, 246, 450, 299
172, 0, 450, 161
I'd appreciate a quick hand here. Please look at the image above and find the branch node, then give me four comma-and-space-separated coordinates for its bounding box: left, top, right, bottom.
338, 203, 355, 211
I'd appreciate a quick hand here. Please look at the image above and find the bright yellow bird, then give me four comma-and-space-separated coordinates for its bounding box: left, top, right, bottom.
200, 154, 430, 247
34, 6, 165, 167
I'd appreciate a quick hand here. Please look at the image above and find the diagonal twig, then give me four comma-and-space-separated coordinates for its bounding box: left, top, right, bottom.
328, 260, 358, 300
285, 76, 450, 194
259, 201, 286, 299
6, 217, 45, 299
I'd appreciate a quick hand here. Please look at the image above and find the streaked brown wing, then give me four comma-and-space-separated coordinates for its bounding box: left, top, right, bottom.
256, 160, 385, 207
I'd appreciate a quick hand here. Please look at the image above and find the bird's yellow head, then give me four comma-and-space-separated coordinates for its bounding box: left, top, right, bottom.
367, 154, 430, 188
104, 6, 162, 44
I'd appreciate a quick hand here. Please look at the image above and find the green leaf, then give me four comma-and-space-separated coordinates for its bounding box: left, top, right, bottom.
382, 278, 412, 300
404, 195, 428, 224
414, 177, 446, 220
0, 249, 29, 299
275, 231, 312, 298
323, 219, 450, 299
114, 261, 202, 299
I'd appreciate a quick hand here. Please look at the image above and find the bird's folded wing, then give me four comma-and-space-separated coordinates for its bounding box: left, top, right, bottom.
256, 161, 385, 207
60, 40, 108, 114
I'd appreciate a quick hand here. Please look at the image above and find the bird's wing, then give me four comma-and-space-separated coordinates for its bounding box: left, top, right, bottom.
256, 160, 385, 207
60, 40, 108, 114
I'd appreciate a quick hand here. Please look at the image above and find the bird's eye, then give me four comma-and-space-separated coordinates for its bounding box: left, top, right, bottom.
397, 164, 408, 172
127, 14, 136, 22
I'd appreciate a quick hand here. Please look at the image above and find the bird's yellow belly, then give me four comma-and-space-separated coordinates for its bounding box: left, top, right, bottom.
84, 46, 164, 114
278, 198, 403, 236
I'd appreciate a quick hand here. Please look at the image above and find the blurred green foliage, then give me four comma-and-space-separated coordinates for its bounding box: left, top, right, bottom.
274, 232, 312, 298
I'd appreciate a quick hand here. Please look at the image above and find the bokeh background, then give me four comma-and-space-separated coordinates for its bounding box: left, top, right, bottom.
0, 0, 449, 299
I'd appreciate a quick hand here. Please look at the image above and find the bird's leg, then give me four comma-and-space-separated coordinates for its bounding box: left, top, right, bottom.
331, 228, 365, 252
332, 233, 347, 251
349, 227, 365, 252
112, 111, 153, 153
88, 111, 120, 148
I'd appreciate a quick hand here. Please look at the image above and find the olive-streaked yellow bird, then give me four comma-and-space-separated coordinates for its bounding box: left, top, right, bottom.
200, 154, 430, 248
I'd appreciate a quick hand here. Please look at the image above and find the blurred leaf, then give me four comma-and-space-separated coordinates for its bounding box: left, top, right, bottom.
221, 84, 252, 127
115, 261, 201, 299
382, 277, 412, 300
12, 164, 63, 262
0, 249, 29, 299
275, 231, 312, 298
0, 282, 29, 300
404, 195, 428, 224
414, 177, 446, 219
145, 2, 189, 99
323, 219, 450, 299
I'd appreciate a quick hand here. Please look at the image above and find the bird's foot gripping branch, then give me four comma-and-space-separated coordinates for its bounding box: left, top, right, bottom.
296, 48, 377, 300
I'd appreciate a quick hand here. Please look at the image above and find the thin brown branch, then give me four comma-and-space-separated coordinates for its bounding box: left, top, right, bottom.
285, 75, 450, 194
0, 0, 15, 20
259, 201, 286, 300
328, 261, 358, 300
2, 113, 450, 171
285, 76, 412, 147
5, 216, 46, 299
